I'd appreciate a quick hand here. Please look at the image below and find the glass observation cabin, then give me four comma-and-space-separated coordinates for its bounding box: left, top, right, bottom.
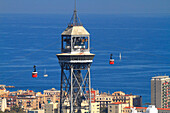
61, 26, 90, 53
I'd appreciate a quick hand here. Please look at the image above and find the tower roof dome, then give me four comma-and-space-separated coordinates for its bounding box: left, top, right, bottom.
62, 26, 90, 36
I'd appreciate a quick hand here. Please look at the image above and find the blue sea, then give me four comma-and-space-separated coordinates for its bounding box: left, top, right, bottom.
0, 14, 170, 105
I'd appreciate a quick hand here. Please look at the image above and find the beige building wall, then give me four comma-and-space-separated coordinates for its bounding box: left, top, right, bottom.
112, 91, 140, 107
95, 93, 113, 108
108, 103, 129, 113
80, 101, 100, 113
43, 88, 60, 96
112, 91, 125, 96
0, 88, 7, 95
44, 102, 58, 113
16, 97, 40, 111
129, 96, 137, 107
91, 102, 100, 113
62, 101, 100, 113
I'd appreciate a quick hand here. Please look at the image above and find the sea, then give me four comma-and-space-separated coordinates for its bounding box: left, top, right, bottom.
0, 13, 170, 105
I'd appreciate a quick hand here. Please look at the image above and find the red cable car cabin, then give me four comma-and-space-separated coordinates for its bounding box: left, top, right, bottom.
32, 65, 38, 78
110, 54, 114, 64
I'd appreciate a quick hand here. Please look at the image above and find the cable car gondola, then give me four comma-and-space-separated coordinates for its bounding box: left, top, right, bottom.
32, 65, 38, 78
109, 54, 114, 65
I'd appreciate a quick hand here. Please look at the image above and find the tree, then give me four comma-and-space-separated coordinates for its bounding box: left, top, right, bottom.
1, 105, 26, 113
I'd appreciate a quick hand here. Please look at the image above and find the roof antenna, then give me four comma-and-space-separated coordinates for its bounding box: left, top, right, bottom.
73, 0, 77, 25
75, 0, 76, 11
69, 0, 82, 26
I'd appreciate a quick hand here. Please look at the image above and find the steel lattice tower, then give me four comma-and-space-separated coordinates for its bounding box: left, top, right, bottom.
56, 1, 95, 113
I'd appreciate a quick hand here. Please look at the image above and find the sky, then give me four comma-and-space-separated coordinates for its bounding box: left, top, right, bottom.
0, 0, 170, 14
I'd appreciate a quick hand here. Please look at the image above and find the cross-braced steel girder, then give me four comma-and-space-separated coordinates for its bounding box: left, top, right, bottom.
59, 63, 92, 113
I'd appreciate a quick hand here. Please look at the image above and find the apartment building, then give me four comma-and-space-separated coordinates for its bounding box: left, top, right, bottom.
43, 88, 60, 96
44, 102, 58, 113
81, 102, 100, 113
95, 92, 113, 111
108, 102, 129, 113
16, 93, 40, 111
6, 95, 17, 108
151, 76, 170, 108
124, 105, 170, 113
112, 91, 142, 107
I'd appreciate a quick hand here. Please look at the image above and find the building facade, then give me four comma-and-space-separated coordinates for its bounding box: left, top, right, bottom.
43, 88, 60, 96
96, 93, 113, 112
44, 102, 58, 113
16, 94, 40, 111
0, 97, 7, 112
108, 104, 170, 113
151, 76, 170, 108
28, 110, 44, 113
112, 91, 142, 107
108, 102, 129, 113
6, 95, 17, 108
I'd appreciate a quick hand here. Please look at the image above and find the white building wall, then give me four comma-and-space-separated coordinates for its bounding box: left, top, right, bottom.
131, 105, 158, 113
0, 97, 7, 112
131, 108, 138, 113
146, 105, 158, 113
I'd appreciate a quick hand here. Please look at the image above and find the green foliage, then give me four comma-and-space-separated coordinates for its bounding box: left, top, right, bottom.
100, 105, 108, 113
0, 105, 26, 113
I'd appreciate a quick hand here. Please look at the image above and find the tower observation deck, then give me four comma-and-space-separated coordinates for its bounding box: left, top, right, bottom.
56, 0, 95, 113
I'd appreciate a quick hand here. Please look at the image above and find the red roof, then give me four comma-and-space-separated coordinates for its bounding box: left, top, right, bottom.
157, 108, 170, 110
111, 102, 127, 105
124, 107, 147, 109
125, 94, 133, 96
124, 107, 170, 111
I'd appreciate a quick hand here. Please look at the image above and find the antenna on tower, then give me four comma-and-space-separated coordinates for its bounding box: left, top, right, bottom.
75, 0, 76, 11
69, 0, 82, 26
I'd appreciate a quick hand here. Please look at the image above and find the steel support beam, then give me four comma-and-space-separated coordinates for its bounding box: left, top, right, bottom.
59, 63, 92, 113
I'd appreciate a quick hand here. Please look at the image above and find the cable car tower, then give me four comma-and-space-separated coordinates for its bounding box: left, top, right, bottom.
56, 0, 95, 112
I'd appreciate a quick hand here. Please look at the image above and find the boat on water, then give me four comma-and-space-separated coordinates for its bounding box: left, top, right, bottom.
119, 53, 122, 60
44, 68, 48, 77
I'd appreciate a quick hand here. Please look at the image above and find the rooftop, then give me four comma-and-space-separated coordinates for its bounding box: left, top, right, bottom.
44, 88, 59, 92
110, 102, 127, 105
124, 107, 170, 111
62, 26, 89, 36
152, 76, 169, 79
57, 53, 95, 56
